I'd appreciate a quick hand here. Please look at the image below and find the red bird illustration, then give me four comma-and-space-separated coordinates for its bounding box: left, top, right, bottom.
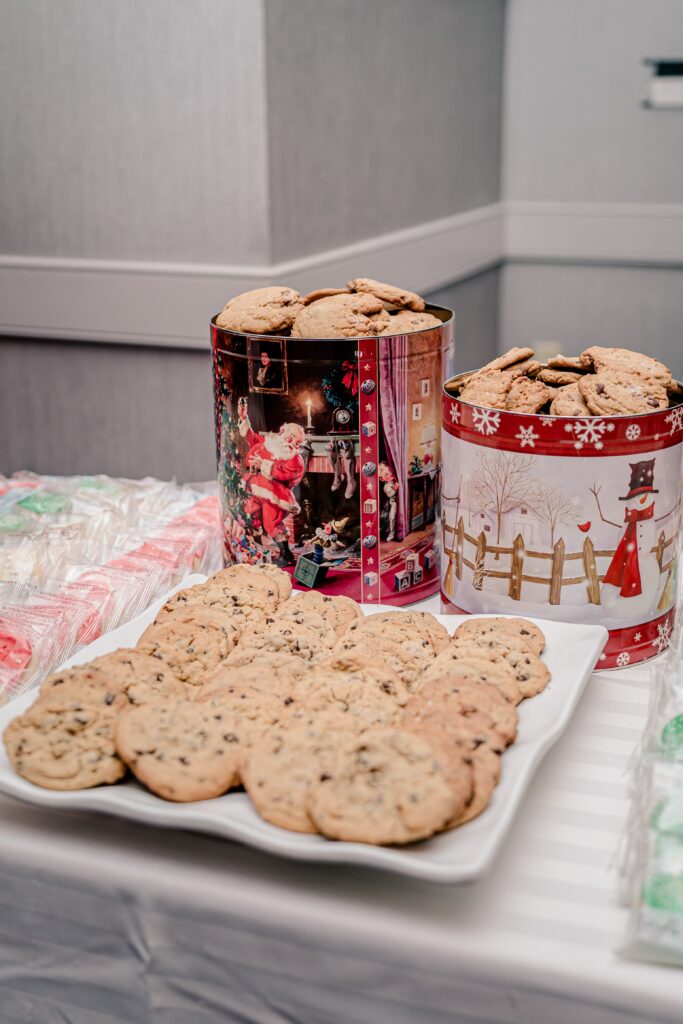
577, 521, 591, 533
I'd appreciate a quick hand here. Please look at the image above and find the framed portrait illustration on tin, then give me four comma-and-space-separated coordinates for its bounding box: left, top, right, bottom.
247, 337, 288, 394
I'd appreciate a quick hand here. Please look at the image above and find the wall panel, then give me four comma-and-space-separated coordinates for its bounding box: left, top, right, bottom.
265, 0, 505, 260
0, 0, 270, 264
500, 263, 683, 377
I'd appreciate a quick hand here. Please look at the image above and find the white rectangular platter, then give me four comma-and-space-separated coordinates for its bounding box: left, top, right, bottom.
0, 576, 607, 883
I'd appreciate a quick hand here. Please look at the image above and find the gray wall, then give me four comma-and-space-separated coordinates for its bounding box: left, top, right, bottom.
0, 0, 270, 264
0, 0, 504, 266
0, 340, 216, 482
0, 272, 498, 481
499, 0, 683, 364
265, 0, 505, 260
503, 0, 683, 203
500, 263, 683, 378
429, 268, 500, 377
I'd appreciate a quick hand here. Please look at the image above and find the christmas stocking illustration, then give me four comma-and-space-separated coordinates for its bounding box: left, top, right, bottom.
338, 438, 357, 500
327, 439, 342, 492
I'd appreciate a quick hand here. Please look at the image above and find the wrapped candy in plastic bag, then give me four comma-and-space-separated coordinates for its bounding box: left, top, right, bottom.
0, 603, 72, 698
621, 759, 683, 965
0, 473, 222, 703
620, 611, 683, 964
636, 644, 683, 756
29, 582, 105, 649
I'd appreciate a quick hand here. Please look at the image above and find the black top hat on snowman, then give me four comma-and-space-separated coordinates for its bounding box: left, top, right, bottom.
619, 459, 659, 500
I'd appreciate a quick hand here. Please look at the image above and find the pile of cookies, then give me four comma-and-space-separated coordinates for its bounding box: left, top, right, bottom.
215, 279, 443, 338
446, 345, 681, 417
4, 566, 552, 846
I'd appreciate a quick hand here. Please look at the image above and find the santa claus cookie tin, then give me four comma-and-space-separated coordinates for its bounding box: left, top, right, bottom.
441, 374, 683, 669
211, 309, 453, 605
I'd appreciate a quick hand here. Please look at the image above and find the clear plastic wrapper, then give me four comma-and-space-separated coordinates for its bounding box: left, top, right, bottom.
70, 563, 165, 634
0, 473, 221, 703
29, 583, 104, 650
0, 606, 69, 698
620, 600, 683, 963
621, 760, 683, 965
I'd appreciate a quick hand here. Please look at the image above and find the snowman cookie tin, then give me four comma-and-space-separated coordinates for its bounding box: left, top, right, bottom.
441, 373, 683, 669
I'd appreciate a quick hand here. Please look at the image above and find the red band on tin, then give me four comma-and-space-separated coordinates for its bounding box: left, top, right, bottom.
443, 394, 683, 457
359, 340, 380, 604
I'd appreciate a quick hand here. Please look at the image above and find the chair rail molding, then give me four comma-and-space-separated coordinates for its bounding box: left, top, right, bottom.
505, 201, 683, 267
0, 205, 503, 349
2, 201, 682, 349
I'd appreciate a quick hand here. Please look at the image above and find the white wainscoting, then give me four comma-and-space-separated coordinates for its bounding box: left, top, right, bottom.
505, 202, 683, 266
2, 201, 682, 349
0, 204, 503, 348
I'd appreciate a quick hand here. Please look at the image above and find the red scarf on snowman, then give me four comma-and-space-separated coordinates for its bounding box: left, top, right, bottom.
603, 503, 654, 598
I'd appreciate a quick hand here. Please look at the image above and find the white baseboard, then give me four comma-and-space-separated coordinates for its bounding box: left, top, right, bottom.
1, 200, 682, 349
0, 204, 503, 349
505, 201, 683, 266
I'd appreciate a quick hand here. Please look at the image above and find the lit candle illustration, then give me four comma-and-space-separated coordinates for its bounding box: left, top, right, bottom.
305, 397, 313, 429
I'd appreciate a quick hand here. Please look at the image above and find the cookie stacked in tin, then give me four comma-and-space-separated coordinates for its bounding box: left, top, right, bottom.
447, 345, 680, 417
4, 565, 552, 847
215, 278, 442, 338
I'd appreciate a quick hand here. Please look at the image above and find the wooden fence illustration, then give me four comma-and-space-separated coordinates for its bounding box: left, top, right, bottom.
442, 515, 676, 607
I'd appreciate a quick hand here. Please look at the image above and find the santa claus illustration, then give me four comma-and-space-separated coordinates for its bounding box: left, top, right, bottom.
238, 397, 305, 566
591, 459, 673, 616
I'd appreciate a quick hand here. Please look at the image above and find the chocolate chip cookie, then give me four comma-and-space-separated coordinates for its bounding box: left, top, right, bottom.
447, 745, 501, 827
421, 647, 522, 705
481, 347, 536, 373
453, 617, 545, 657
5, 696, 124, 790
580, 346, 674, 390
383, 310, 442, 334
242, 712, 351, 833
546, 355, 586, 372
288, 591, 363, 636
331, 635, 425, 690
307, 728, 458, 844
549, 382, 591, 417
154, 584, 268, 631
505, 376, 551, 413
407, 674, 518, 748
212, 564, 291, 606
87, 648, 189, 706
451, 638, 550, 699
115, 699, 243, 801
291, 293, 391, 339
578, 371, 668, 416
216, 287, 304, 334
458, 369, 512, 410
295, 668, 404, 729
347, 277, 425, 312
138, 619, 234, 686
537, 368, 584, 387
344, 610, 449, 655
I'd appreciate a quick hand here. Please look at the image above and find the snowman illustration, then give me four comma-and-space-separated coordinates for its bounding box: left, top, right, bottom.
590, 459, 673, 616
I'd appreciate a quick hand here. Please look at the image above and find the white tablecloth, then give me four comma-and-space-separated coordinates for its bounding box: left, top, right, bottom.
1, 597, 681, 1024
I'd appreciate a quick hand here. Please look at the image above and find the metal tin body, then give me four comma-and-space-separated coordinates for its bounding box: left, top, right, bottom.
211, 308, 453, 605
441, 374, 683, 669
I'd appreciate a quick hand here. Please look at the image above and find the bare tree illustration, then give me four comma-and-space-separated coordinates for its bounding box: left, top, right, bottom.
467, 452, 538, 557
531, 483, 581, 547
460, 473, 488, 527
